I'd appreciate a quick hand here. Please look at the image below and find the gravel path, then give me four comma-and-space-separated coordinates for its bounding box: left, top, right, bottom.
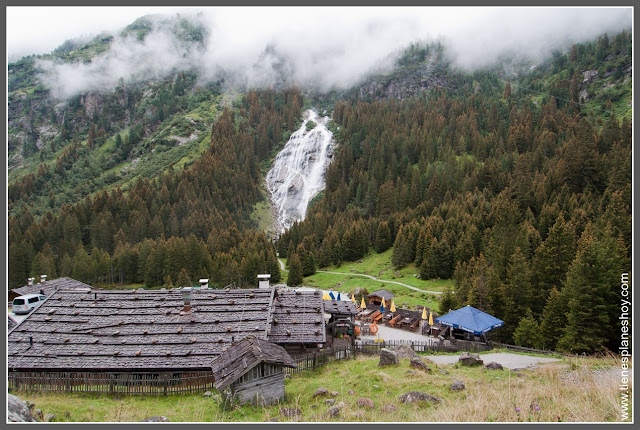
426, 352, 562, 369
359, 324, 435, 343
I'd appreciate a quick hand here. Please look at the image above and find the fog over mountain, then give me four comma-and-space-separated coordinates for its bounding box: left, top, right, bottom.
22, 7, 631, 99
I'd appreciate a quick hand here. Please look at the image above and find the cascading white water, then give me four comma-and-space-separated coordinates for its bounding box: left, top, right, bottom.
266, 109, 336, 232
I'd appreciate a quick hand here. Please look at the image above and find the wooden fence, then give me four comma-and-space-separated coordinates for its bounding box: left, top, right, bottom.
492, 342, 561, 356
8, 370, 215, 396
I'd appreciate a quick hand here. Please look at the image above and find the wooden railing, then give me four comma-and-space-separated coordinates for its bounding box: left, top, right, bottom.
491, 342, 561, 356
8, 370, 215, 396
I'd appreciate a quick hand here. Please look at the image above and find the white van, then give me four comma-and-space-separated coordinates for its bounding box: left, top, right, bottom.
11, 294, 47, 314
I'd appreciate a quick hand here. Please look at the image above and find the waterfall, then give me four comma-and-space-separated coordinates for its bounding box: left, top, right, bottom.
266, 109, 336, 232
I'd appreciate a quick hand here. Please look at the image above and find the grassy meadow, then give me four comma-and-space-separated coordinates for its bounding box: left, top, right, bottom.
12, 351, 629, 423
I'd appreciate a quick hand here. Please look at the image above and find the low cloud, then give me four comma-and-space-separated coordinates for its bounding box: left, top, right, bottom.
32, 7, 631, 99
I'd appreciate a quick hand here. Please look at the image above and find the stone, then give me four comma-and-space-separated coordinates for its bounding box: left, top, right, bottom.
459, 352, 483, 366
410, 357, 432, 372
141, 416, 169, 422
313, 387, 329, 398
398, 391, 443, 404
484, 362, 503, 370
326, 399, 336, 406
331, 391, 340, 397
326, 402, 345, 418
357, 398, 375, 408
44, 414, 56, 422
393, 344, 418, 360
378, 348, 399, 366
280, 408, 302, 417
381, 404, 397, 413
372, 384, 380, 388
203, 391, 213, 397
450, 381, 465, 391
348, 390, 355, 395
438, 369, 449, 375
406, 370, 417, 375
34, 409, 44, 421
7, 394, 38, 422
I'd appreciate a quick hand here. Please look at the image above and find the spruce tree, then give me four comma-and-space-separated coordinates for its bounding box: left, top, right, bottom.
375, 221, 392, 253
539, 286, 569, 350
514, 309, 542, 348
287, 254, 304, 288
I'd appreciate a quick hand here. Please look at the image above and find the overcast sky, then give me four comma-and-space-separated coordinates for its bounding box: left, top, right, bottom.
7, 7, 632, 96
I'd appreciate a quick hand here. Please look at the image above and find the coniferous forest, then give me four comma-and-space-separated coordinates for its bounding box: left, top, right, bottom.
8, 20, 632, 354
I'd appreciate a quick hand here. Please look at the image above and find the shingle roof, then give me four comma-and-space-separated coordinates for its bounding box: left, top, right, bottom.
211, 336, 296, 391
267, 290, 326, 345
11, 277, 91, 297
8, 315, 18, 331
8, 288, 274, 371
323, 299, 357, 315
368, 289, 395, 301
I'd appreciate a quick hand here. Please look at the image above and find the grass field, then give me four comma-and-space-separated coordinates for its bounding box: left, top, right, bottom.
13, 352, 628, 422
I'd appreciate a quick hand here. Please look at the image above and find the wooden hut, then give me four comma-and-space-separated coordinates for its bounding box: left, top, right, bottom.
210, 336, 297, 406
367, 289, 394, 307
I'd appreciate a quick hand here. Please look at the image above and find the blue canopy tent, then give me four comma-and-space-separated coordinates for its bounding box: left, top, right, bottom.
435, 305, 504, 336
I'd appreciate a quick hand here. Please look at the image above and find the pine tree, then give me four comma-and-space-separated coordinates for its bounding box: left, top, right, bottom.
176, 267, 192, 288
375, 221, 392, 253
539, 286, 569, 350
556, 223, 624, 353
514, 309, 542, 348
287, 254, 304, 287
439, 285, 457, 314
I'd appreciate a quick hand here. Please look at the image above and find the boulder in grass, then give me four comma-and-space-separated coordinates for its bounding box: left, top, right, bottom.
357, 397, 375, 408
450, 381, 465, 391
313, 387, 329, 398
325, 399, 336, 406
141, 416, 169, 422
381, 404, 397, 413
378, 348, 399, 366
484, 362, 503, 370
459, 352, 483, 366
44, 414, 56, 422
280, 408, 302, 417
398, 391, 443, 404
331, 391, 340, 397
326, 402, 345, 418
393, 344, 418, 360
410, 357, 432, 373
7, 394, 38, 422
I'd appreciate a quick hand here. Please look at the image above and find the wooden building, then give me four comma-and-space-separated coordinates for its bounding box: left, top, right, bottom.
367, 289, 395, 307
7, 285, 326, 393
210, 336, 297, 406
323, 299, 358, 341
9, 277, 91, 301
8, 315, 18, 332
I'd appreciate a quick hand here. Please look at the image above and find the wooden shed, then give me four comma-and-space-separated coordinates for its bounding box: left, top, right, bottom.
211, 336, 297, 406
367, 289, 394, 307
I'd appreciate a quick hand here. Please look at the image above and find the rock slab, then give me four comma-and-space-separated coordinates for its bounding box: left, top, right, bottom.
459, 352, 483, 366
398, 391, 443, 404
7, 394, 38, 422
410, 357, 432, 372
393, 344, 418, 359
378, 348, 400, 366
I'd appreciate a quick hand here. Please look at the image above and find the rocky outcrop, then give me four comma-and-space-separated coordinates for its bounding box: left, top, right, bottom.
7, 394, 38, 422
378, 348, 399, 366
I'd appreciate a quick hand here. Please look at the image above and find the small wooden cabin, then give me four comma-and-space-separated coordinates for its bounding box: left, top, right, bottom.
367, 289, 394, 307
211, 336, 297, 406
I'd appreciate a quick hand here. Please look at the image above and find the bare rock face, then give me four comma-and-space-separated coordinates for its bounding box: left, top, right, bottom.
410, 357, 432, 373
356, 397, 375, 408
393, 344, 418, 360
7, 394, 38, 422
484, 362, 504, 370
459, 352, 483, 366
398, 391, 443, 404
378, 348, 400, 366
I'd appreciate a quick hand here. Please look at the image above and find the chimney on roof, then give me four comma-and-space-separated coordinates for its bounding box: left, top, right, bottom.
258, 274, 271, 289
181, 287, 193, 314
27, 277, 34, 286
199, 279, 209, 289
40, 275, 47, 283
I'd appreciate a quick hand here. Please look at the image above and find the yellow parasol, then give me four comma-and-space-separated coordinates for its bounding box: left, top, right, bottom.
390, 300, 396, 313
421, 307, 428, 320
322, 292, 330, 300
381, 297, 386, 308
351, 294, 356, 303
360, 296, 366, 309
429, 311, 434, 325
